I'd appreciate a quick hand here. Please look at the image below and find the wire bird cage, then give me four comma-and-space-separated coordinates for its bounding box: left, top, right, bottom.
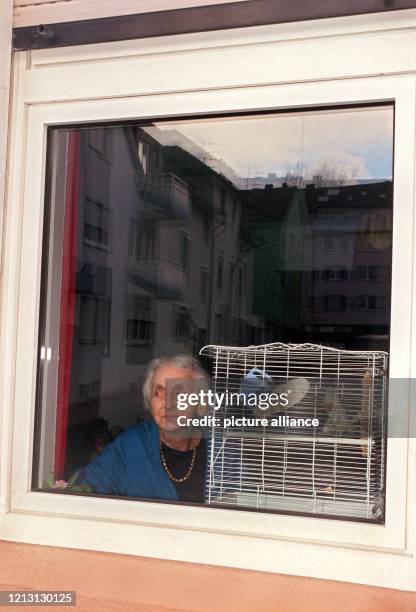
199, 342, 388, 521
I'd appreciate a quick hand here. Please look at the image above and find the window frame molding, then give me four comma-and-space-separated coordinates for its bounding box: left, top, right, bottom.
1, 12, 416, 590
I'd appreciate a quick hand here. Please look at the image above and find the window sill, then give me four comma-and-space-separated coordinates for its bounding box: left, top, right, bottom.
0, 496, 414, 591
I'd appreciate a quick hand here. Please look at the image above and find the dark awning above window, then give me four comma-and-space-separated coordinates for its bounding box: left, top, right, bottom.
12, 0, 416, 51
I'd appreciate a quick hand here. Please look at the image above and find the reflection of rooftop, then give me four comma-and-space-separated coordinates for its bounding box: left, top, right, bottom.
240, 180, 392, 223
240, 185, 296, 222
164, 145, 236, 213
305, 180, 392, 212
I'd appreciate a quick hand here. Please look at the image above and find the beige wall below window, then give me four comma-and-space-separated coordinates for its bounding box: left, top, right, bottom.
0, 0, 12, 284
13, 0, 251, 28
0, 541, 415, 611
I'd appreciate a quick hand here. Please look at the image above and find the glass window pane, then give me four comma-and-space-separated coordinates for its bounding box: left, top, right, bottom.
34, 105, 393, 522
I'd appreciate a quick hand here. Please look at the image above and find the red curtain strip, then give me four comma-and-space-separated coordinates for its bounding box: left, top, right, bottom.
54, 131, 81, 478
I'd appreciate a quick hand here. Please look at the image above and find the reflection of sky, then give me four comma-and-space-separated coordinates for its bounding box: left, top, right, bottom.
348, 145, 392, 180
153, 106, 393, 181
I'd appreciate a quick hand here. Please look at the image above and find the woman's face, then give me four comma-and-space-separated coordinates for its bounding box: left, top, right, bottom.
149, 364, 197, 431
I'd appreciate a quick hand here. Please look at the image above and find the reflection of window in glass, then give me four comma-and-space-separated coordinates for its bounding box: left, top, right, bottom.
77, 264, 112, 355
126, 319, 154, 342
128, 221, 139, 259
76, 263, 112, 296
138, 135, 162, 180
357, 295, 367, 310
79, 384, 90, 400
357, 212, 392, 252
84, 199, 110, 248
358, 265, 367, 280
128, 222, 156, 261
180, 232, 191, 273
322, 269, 335, 281
217, 251, 224, 289
378, 296, 386, 311
125, 297, 154, 365
138, 140, 147, 174
149, 144, 161, 179
337, 237, 351, 251
199, 267, 208, 303
90, 381, 101, 396
309, 297, 316, 312
79, 296, 111, 349
336, 269, 348, 281
349, 296, 384, 311
324, 295, 346, 312
214, 312, 223, 342
145, 228, 155, 259
78, 380, 101, 401
202, 213, 210, 243
316, 266, 383, 283
358, 266, 379, 281
172, 305, 191, 340
369, 266, 377, 280
318, 236, 354, 252
125, 299, 154, 346
322, 238, 336, 251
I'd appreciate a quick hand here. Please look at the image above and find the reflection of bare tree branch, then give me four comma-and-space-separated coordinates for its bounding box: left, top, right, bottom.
283, 159, 305, 188
282, 160, 358, 188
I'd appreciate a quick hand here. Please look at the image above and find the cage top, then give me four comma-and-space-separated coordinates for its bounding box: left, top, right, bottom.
199, 342, 389, 359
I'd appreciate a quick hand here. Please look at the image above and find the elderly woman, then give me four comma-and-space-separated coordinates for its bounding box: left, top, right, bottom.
76, 355, 210, 503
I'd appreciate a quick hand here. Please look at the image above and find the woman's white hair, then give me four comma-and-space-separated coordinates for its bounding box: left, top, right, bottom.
142, 354, 209, 411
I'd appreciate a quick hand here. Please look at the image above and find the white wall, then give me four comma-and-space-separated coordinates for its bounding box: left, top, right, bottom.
0, 2, 13, 301
0, 0, 12, 239
0, 0, 13, 515
13, 0, 251, 27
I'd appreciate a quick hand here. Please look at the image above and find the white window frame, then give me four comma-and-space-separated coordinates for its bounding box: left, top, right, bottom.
1, 10, 416, 590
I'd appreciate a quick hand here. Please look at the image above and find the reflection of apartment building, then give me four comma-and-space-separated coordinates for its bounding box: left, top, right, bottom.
162, 145, 261, 348
128, 135, 259, 357
304, 182, 392, 349
238, 181, 392, 350
67, 126, 260, 440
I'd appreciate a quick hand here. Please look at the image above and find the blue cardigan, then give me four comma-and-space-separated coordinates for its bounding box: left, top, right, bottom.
77, 420, 208, 500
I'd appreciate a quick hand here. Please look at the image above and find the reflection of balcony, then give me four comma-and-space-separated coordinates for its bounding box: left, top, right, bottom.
127, 257, 186, 300
140, 173, 190, 219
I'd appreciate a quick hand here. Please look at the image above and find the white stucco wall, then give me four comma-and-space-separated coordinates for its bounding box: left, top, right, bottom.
0, 0, 12, 258
0, 0, 13, 518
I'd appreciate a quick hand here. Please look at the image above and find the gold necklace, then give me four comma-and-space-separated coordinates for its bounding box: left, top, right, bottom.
159, 440, 197, 483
